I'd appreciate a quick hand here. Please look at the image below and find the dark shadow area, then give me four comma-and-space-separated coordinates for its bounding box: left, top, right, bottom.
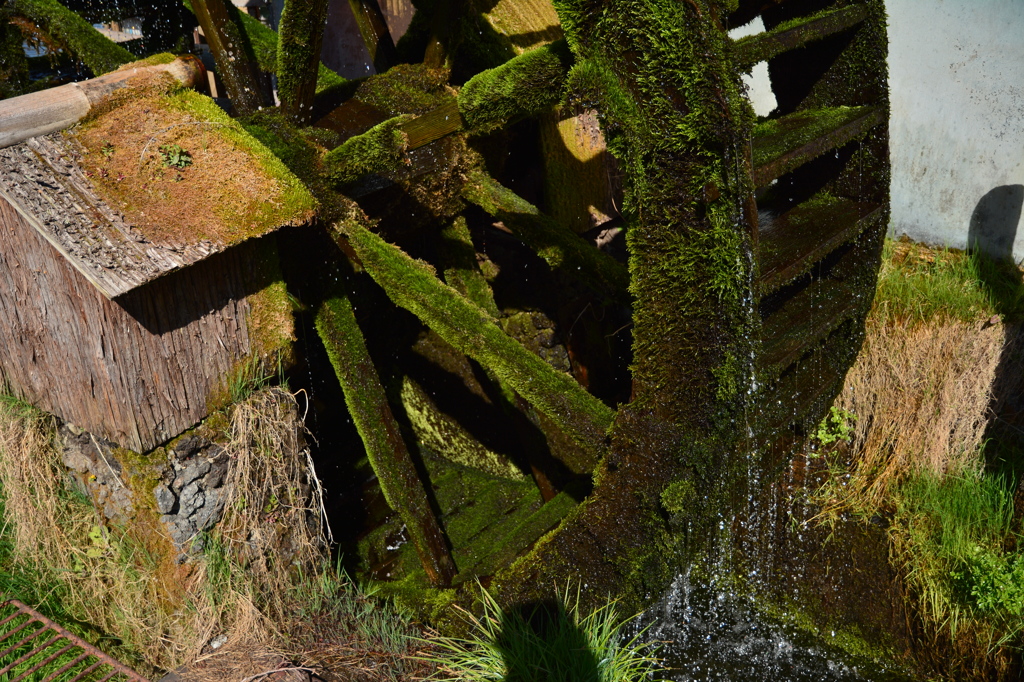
968, 187, 1024, 507
496, 600, 601, 682
968, 185, 1024, 264
117, 237, 276, 335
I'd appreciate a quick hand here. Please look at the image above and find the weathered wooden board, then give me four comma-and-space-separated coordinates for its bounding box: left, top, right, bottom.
0, 193, 270, 452
0, 135, 223, 299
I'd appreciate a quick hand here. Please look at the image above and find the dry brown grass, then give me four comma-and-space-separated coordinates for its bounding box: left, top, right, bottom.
0, 387, 329, 673
829, 317, 1008, 508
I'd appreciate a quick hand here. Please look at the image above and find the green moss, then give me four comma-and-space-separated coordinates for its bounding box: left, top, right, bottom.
479, 0, 760, 613
164, 89, 318, 236
108, 446, 165, 515
323, 115, 414, 188
276, 0, 329, 122
332, 217, 614, 452
183, 0, 347, 96
375, 571, 462, 629
125, 52, 178, 68
458, 40, 573, 135
751, 105, 876, 168
439, 216, 501, 318
400, 375, 525, 480
660, 479, 696, 515
316, 285, 457, 586
355, 62, 452, 116
244, 240, 295, 359
731, 5, 869, 69
11, 0, 134, 75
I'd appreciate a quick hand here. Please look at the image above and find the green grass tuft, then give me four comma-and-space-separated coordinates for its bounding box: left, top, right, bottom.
892, 470, 1024, 648
422, 585, 662, 682
873, 240, 1024, 326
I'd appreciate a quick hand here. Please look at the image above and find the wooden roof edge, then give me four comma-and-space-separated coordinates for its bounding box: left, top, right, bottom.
0, 184, 125, 299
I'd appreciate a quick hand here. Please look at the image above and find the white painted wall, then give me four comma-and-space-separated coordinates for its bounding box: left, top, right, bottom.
886, 0, 1024, 262
728, 17, 778, 117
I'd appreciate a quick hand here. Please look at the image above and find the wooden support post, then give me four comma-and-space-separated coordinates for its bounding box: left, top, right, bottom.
0, 56, 204, 149
184, 0, 348, 96
277, 0, 330, 124
191, 0, 266, 115
332, 217, 614, 457
346, 0, 398, 74
316, 285, 457, 587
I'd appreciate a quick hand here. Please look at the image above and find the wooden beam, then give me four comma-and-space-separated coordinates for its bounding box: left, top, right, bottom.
317, 285, 457, 587
0, 55, 203, 149
277, 0, 331, 124
461, 168, 629, 299
346, 0, 398, 73
332, 217, 615, 453
192, 0, 266, 115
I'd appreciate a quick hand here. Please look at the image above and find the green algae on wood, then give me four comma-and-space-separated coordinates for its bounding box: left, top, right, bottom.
331, 217, 615, 452
323, 115, 414, 188
458, 39, 573, 135
751, 106, 883, 187
10, 0, 134, 75
354, 63, 454, 117
439, 215, 501, 318
400, 375, 525, 480
277, 0, 330, 124
316, 286, 458, 587
731, 4, 869, 71
485, 0, 758, 612
318, 43, 574, 184
72, 88, 316, 247
191, 0, 266, 115
462, 167, 629, 299
183, 0, 347, 98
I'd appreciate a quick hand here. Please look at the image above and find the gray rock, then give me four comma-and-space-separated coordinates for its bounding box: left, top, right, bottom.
202, 459, 228, 489
178, 481, 204, 517
173, 460, 211, 493
154, 483, 176, 514
62, 448, 93, 474
172, 435, 204, 461
192, 488, 226, 532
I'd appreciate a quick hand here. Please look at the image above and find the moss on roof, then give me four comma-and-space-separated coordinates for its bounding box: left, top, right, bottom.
71, 87, 316, 247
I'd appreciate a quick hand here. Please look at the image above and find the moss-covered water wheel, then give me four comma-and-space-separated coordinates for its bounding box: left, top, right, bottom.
293, 0, 889, 616
4, 0, 887, 616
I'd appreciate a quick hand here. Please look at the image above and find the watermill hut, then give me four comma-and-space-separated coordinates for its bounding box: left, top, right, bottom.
0, 56, 315, 452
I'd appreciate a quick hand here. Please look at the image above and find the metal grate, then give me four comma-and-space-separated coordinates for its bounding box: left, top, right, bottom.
0, 596, 148, 682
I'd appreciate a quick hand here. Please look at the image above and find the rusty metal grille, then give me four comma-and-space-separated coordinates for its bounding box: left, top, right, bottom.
0, 597, 148, 682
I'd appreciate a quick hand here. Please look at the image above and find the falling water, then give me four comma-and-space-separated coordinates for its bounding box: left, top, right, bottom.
637, 447, 919, 682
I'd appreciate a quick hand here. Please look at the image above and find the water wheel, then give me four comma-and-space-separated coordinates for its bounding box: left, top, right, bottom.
294, 0, 890, 610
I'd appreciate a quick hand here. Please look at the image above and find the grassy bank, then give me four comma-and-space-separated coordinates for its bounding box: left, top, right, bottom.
819, 239, 1024, 679
0, 388, 428, 679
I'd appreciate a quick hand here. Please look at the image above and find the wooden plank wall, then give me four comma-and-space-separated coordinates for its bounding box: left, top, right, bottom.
0, 196, 267, 452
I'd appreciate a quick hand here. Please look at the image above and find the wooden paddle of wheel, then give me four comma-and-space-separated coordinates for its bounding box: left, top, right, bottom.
278, 0, 888, 604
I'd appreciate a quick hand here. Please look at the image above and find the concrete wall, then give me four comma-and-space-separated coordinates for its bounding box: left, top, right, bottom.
887, 0, 1024, 262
